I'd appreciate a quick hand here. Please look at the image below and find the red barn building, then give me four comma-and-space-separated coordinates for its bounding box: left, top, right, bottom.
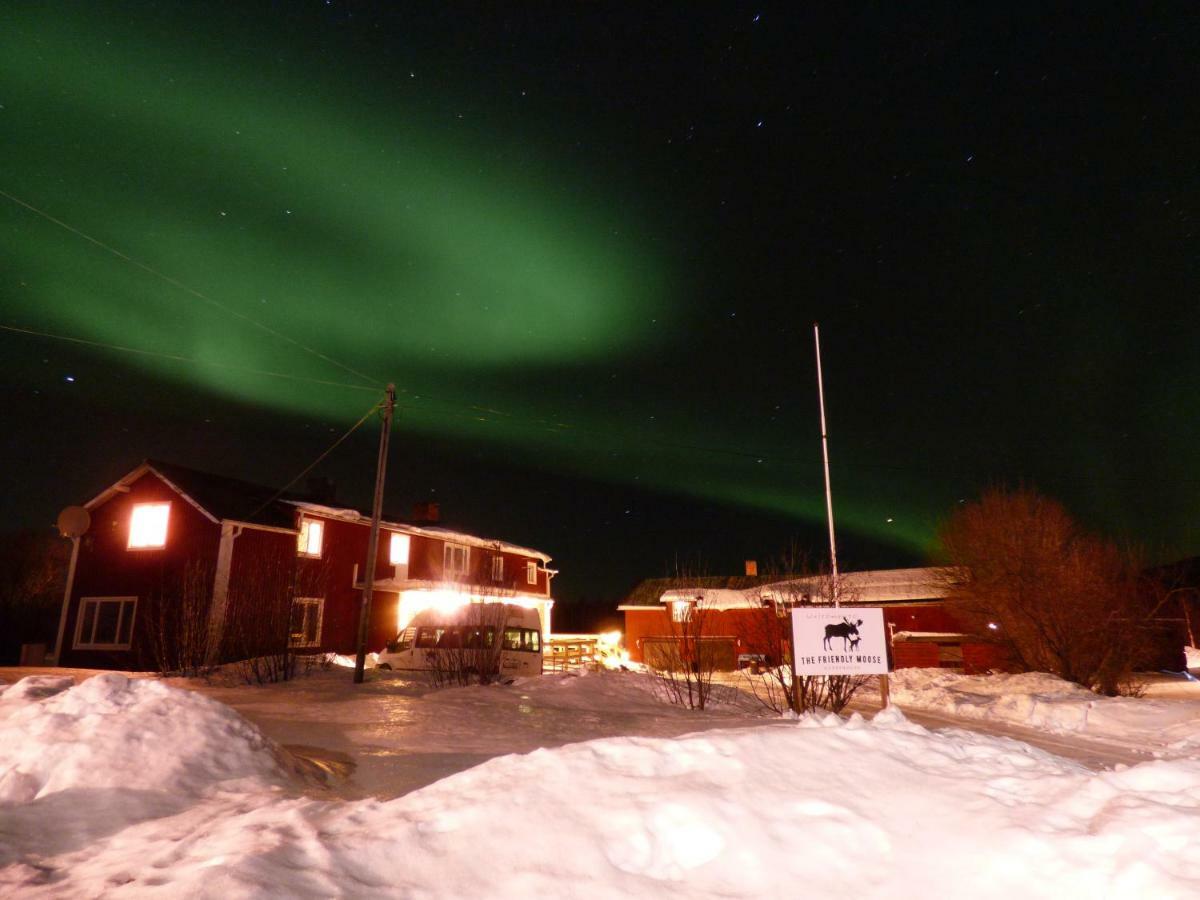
619, 568, 1010, 674
53, 461, 556, 671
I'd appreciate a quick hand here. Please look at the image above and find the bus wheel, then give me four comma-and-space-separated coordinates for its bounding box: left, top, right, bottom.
377, 663, 392, 671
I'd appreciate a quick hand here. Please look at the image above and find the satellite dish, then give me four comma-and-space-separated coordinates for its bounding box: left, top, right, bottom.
57, 506, 91, 539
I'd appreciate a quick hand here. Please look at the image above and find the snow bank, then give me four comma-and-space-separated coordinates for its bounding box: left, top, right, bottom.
0, 673, 287, 805
5, 672, 1200, 897
891, 668, 1200, 753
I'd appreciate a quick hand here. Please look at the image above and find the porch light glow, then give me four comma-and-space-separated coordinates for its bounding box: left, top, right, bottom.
395, 587, 544, 634
128, 502, 170, 548
389, 533, 410, 565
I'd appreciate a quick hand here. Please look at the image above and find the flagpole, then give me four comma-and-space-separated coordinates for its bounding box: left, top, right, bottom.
814, 323, 839, 607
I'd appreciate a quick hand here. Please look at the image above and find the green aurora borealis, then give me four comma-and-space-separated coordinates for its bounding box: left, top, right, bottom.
1, 5, 913, 549
5, 4, 1198, 580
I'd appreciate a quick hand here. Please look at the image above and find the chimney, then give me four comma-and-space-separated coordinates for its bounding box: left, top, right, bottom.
306, 476, 337, 504
411, 501, 440, 524
745, 560, 758, 577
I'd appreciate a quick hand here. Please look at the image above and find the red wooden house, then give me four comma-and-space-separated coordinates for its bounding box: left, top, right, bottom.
53, 460, 556, 671
619, 568, 1010, 674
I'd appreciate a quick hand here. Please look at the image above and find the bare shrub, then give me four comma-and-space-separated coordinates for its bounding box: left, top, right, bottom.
144, 558, 216, 677
643, 559, 723, 710
937, 487, 1162, 696
739, 549, 870, 715
222, 537, 330, 685
421, 602, 511, 687
645, 598, 722, 709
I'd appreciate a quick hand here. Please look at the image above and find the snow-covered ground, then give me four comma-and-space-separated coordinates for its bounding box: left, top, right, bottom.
3, 667, 1200, 897
187, 664, 770, 798
889, 668, 1200, 758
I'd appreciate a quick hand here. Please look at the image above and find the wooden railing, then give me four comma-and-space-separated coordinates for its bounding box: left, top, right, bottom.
543, 637, 600, 673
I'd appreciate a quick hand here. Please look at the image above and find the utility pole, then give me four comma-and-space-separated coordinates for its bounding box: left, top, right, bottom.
814, 323, 839, 606
354, 384, 396, 684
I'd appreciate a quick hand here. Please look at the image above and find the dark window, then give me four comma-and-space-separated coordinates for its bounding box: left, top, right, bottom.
415, 627, 442, 649
288, 597, 323, 648
74, 597, 137, 650
463, 626, 495, 649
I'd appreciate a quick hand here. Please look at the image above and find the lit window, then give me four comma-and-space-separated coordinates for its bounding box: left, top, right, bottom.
491, 555, 504, 582
671, 600, 695, 623
444, 543, 469, 579
297, 519, 323, 557
289, 597, 324, 648
502, 627, 541, 652
526, 561, 538, 585
75, 597, 137, 649
128, 503, 170, 549
390, 533, 411, 565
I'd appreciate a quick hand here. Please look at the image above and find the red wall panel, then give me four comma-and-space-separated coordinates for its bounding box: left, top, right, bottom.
62, 472, 221, 670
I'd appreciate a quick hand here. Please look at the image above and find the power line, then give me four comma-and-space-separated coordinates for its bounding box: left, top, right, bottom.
0, 187, 382, 388
241, 396, 387, 523
0, 323, 380, 393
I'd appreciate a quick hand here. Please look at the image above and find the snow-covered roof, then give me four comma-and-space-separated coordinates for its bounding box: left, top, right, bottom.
892, 631, 968, 641
630, 567, 954, 611
763, 567, 954, 603
655, 588, 764, 611
288, 501, 553, 562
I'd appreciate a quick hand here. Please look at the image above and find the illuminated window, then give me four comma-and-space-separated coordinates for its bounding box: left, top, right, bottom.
75, 597, 137, 649
128, 502, 170, 549
289, 597, 324, 648
671, 600, 695, 623
297, 519, 323, 557
443, 543, 469, 579
491, 555, 504, 582
502, 627, 541, 652
526, 561, 538, 585
390, 533, 411, 565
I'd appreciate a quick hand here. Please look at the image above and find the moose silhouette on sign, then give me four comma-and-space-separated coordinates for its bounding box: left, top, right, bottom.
823, 617, 864, 651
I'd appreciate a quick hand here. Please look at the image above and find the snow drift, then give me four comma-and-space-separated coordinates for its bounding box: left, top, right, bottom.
890, 668, 1200, 753
0, 673, 286, 805
3, 673, 1200, 898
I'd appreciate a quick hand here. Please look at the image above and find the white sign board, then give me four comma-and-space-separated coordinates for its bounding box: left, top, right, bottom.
791, 607, 889, 675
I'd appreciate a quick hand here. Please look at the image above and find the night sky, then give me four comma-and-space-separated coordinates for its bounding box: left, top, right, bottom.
3, 4, 1198, 629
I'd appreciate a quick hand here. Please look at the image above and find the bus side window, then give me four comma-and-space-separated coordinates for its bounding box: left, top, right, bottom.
464, 626, 497, 649
415, 627, 440, 649
438, 627, 462, 649
502, 628, 521, 651
526, 629, 541, 653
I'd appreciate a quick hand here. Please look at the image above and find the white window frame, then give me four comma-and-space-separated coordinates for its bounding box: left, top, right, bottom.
491, 555, 505, 582
671, 600, 695, 623
526, 561, 538, 585
128, 502, 170, 549
75, 596, 138, 650
289, 596, 324, 648
297, 518, 324, 558
443, 543, 470, 579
